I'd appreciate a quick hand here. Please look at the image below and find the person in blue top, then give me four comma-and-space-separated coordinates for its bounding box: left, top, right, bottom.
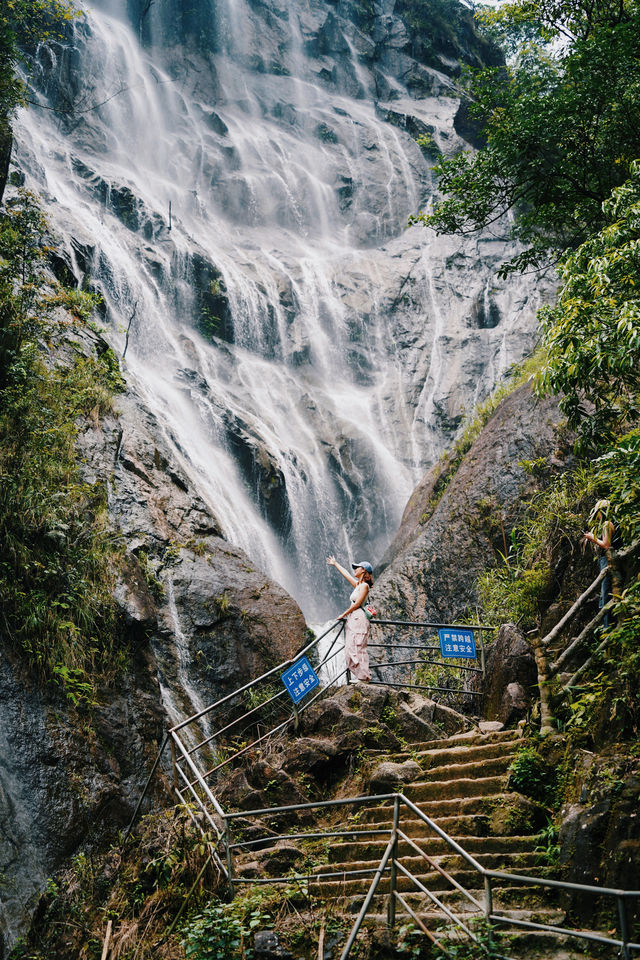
326, 556, 373, 683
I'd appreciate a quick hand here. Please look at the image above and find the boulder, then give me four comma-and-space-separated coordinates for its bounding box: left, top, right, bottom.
373, 385, 569, 647
558, 762, 640, 915
369, 760, 421, 794
282, 738, 338, 776
252, 843, 304, 877
254, 929, 295, 959
479, 624, 538, 725
488, 794, 548, 837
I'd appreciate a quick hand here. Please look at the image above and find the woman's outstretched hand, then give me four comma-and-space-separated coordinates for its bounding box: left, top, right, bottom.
326, 555, 336, 566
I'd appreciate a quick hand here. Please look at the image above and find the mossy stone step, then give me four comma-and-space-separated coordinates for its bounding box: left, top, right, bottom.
308, 863, 558, 898
337, 883, 560, 914
322, 850, 546, 876
405, 773, 507, 801
385, 729, 519, 753
358, 792, 511, 822
418, 754, 514, 781
329, 834, 541, 862
403, 740, 521, 768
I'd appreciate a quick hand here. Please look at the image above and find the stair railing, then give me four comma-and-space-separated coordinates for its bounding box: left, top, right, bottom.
220, 791, 639, 960
126, 616, 494, 843
532, 537, 640, 735
367, 618, 493, 700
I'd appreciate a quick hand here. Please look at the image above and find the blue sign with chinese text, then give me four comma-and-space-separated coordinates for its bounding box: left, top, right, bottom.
281, 656, 320, 703
438, 628, 476, 659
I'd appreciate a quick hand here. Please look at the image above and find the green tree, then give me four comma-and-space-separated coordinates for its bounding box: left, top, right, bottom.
414, 0, 640, 274
535, 162, 640, 446
1, 0, 77, 114
1, 0, 77, 200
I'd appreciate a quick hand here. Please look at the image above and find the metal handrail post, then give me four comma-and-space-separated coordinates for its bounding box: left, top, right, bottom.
618, 894, 631, 960
170, 737, 178, 789
484, 874, 494, 947
170, 619, 342, 733
387, 795, 400, 930
340, 836, 394, 960
479, 635, 486, 679
225, 817, 235, 899
172, 732, 227, 820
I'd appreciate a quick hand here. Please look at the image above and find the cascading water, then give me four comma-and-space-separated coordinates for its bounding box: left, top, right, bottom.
13, 0, 552, 620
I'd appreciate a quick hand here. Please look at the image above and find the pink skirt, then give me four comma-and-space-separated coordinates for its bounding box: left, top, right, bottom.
345, 609, 371, 681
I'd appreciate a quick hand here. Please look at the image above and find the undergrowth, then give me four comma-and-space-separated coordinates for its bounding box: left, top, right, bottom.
477, 465, 599, 630
9, 806, 220, 960
0, 190, 125, 702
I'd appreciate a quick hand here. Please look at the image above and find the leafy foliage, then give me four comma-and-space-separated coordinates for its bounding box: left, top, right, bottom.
478, 465, 598, 629
563, 576, 640, 740
11, 807, 221, 960
0, 191, 124, 701
536, 162, 640, 447
1, 0, 77, 118
415, 0, 640, 273
508, 745, 558, 804
183, 894, 271, 960
595, 430, 640, 542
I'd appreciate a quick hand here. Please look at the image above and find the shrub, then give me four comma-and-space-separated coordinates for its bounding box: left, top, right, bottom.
183, 894, 271, 960
508, 746, 556, 805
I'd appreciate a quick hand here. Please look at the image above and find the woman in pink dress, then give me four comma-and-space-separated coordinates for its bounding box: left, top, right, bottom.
326, 556, 373, 683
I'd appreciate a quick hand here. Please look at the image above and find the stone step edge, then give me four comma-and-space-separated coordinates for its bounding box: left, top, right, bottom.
319, 851, 546, 873
410, 757, 513, 781
358, 791, 519, 818
367, 729, 519, 755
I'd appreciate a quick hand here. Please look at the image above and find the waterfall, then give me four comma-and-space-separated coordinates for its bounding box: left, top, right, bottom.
13, 0, 552, 620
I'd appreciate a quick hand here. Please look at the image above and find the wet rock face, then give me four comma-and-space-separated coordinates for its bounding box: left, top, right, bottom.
73, 327, 306, 714
0, 645, 164, 954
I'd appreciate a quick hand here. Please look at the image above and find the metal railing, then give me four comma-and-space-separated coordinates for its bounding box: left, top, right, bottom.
127, 615, 493, 845
367, 618, 492, 701
124, 609, 640, 959
219, 791, 640, 960
533, 537, 640, 735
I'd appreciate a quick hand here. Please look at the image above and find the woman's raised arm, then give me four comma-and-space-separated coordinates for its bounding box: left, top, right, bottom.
326, 555, 358, 587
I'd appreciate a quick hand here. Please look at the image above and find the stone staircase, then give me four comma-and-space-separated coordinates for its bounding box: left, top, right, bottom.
233, 727, 602, 957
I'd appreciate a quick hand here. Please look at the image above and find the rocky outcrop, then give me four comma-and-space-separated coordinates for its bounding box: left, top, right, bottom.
370, 383, 570, 634
215, 684, 467, 820
0, 326, 306, 956
471, 624, 538, 726
558, 755, 640, 917
13, 0, 555, 621
0, 642, 163, 956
